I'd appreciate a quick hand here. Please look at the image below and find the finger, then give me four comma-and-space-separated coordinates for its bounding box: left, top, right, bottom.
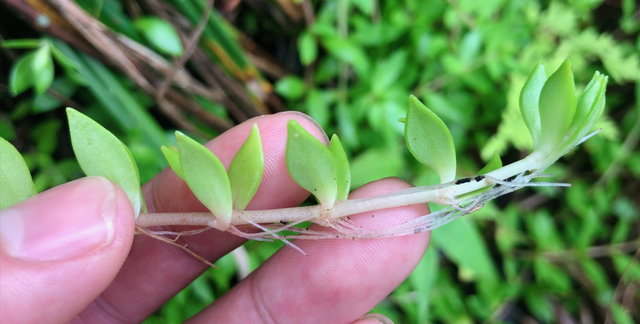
0, 177, 135, 324
351, 314, 395, 324
189, 178, 431, 324
75, 112, 329, 323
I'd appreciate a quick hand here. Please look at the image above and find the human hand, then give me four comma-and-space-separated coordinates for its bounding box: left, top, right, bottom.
0, 112, 430, 324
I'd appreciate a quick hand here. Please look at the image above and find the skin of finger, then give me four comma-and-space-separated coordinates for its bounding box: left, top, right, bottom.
73, 112, 329, 324
188, 178, 430, 324
0, 179, 135, 324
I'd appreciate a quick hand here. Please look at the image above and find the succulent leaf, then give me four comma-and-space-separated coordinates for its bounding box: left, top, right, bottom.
405, 95, 456, 183
329, 134, 351, 200
286, 119, 337, 207
161, 145, 185, 180
519, 64, 547, 149
67, 108, 145, 217
537, 59, 576, 153
176, 132, 232, 230
0, 137, 37, 209
229, 124, 264, 211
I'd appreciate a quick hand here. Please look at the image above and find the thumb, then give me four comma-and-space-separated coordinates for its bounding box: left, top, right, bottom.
0, 176, 135, 324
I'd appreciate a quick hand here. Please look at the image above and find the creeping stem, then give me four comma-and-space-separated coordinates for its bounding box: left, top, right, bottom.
136, 153, 546, 228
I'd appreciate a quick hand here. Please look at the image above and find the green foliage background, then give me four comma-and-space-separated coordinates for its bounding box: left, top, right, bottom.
1, 0, 639, 322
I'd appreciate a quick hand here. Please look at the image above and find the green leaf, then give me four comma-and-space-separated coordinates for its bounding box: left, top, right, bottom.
298, 31, 318, 66
161, 145, 185, 180
32, 44, 54, 95
286, 119, 337, 207
322, 37, 370, 77
67, 108, 145, 217
176, 132, 232, 230
478, 150, 502, 174
0, 137, 37, 209
566, 73, 608, 146
33, 77, 78, 113
538, 59, 576, 152
274, 76, 306, 101
432, 218, 500, 296
2, 39, 41, 49
9, 52, 36, 96
228, 124, 264, 211
405, 95, 456, 183
328, 134, 350, 200
350, 148, 403, 189
135, 17, 184, 57
519, 64, 547, 149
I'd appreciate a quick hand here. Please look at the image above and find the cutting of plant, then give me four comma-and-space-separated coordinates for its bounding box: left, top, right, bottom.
1, 59, 608, 250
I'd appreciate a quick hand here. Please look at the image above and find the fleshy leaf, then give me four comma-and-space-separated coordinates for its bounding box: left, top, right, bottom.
565, 73, 608, 146
328, 134, 351, 200
0, 137, 37, 209
161, 145, 185, 180
405, 95, 456, 183
67, 108, 145, 217
228, 124, 264, 211
478, 150, 503, 175
176, 132, 232, 230
286, 119, 337, 207
519, 64, 547, 149
537, 59, 576, 153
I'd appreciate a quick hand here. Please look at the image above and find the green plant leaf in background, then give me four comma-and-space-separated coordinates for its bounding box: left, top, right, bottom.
135, 17, 184, 57
298, 31, 318, 66
537, 59, 576, 153
274, 76, 306, 100
176, 131, 232, 230
0, 137, 37, 209
67, 108, 145, 217
8, 51, 36, 96
161, 145, 185, 180
31, 43, 54, 95
405, 95, 456, 183
286, 119, 337, 207
228, 124, 264, 211
519, 64, 547, 149
328, 134, 350, 200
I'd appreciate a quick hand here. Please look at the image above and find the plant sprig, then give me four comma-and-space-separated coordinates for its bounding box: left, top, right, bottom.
0, 60, 608, 246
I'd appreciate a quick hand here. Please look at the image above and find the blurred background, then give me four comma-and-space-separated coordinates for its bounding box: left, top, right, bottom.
1, 0, 639, 322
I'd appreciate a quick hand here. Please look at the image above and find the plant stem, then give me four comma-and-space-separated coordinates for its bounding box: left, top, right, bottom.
136, 153, 545, 228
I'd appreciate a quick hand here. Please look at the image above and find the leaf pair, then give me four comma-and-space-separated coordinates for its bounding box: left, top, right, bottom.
520, 59, 608, 155
286, 120, 351, 207
163, 125, 264, 230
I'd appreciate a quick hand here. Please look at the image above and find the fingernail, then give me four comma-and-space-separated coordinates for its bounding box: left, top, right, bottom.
0, 177, 116, 261
276, 111, 330, 144
356, 313, 395, 324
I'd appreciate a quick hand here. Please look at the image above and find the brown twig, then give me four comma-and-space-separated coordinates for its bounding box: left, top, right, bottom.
155, 0, 215, 102
47, 0, 155, 93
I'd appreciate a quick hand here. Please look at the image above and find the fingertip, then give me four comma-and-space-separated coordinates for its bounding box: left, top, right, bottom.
0, 177, 135, 324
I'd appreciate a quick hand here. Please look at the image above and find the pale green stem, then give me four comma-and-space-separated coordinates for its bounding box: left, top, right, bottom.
136, 152, 548, 228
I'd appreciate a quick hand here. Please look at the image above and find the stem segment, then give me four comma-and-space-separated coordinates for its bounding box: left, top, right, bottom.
136, 152, 546, 228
